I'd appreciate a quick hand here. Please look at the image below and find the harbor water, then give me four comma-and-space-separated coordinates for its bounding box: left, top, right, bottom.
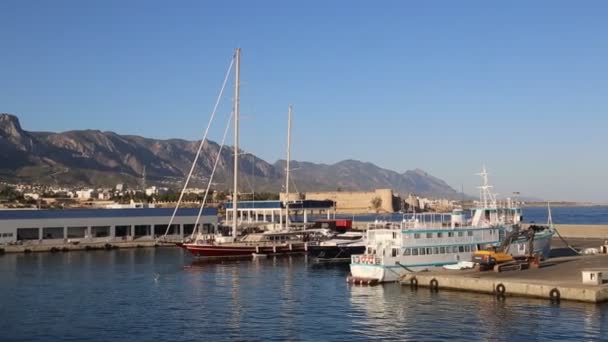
1, 248, 607, 341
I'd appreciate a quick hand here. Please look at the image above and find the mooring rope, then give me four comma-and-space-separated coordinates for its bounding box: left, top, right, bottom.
553, 226, 581, 255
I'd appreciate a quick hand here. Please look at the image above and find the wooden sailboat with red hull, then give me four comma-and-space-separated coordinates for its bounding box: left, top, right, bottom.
184, 242, 308, 257
181, 48, 311, 258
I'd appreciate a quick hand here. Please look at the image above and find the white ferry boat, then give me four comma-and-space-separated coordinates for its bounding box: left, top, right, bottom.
349, 168, 523, 283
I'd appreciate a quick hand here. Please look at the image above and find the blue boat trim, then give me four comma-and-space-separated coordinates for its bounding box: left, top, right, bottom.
401, 226, 507, 234
351, 261, 457, 269
398, 240, 501, 249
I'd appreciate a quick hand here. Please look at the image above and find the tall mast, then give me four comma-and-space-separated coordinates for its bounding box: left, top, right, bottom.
232, 48, 240, 238
285, 105, 292, 228
476, 165, 494, 208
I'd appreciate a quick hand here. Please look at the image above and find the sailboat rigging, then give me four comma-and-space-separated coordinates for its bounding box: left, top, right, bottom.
180, 49, 322, 258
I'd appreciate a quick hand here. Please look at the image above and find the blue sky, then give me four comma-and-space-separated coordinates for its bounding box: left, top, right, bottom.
1, 1, 607, 202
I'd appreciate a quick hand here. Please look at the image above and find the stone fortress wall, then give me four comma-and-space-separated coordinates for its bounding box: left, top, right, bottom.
281, 188, 396, 213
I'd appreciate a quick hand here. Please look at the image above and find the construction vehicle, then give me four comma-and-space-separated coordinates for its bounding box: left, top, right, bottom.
472, 226, 542, 272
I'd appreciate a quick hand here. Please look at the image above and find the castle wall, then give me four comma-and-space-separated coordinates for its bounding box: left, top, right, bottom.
303, 189, 396, 213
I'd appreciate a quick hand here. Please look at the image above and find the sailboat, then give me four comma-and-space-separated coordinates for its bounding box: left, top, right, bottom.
182, 49, 314, 258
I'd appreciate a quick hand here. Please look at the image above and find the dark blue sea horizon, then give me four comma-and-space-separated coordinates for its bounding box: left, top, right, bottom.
306, 206, 608, 225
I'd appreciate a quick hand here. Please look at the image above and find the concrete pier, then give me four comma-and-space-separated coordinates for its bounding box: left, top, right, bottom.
400, 254, 608, 303
0, 239, 175, 253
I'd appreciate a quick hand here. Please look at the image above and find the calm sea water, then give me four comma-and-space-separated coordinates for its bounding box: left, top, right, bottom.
1, 248, 606, 341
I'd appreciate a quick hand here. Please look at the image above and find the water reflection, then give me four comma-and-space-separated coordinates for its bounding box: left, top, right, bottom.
1, 249, 607, 341
348, 282, 608, 341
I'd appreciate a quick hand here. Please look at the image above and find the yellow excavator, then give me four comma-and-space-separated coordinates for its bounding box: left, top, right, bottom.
472, 227, 539, 272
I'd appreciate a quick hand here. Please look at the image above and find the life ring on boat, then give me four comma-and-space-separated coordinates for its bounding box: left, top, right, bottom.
549, 288, 561, 302
495, 283, 506, 296
430, 278, 439, 291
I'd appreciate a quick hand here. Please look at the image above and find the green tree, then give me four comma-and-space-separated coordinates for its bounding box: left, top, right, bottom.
371, 196, 382, 213
214, 191, 228, 202
0, 186, 23, 202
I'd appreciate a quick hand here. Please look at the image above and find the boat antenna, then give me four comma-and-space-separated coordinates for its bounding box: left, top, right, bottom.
547, 201, 553, 227
232, 47, 241, 239
285, 104, 292, 229
476, 165, 495, 208
142, 165, 146, 194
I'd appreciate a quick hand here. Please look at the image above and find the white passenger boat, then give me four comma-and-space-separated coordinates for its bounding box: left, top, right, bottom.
348, 167, 523, 283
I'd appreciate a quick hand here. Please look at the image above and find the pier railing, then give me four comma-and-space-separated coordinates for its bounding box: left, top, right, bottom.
367, 213, 461, 231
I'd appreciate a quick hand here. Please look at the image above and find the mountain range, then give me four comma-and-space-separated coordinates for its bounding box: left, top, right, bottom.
0, 113, 463, 198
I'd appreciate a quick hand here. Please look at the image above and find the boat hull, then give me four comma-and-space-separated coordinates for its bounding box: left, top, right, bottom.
183, 243, 307, 258
507, 230, 554, 260
308, 245, 366, 262
349, 252, 477, 283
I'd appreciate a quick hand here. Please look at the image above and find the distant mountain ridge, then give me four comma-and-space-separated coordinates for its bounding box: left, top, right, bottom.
0, 113, 462, 198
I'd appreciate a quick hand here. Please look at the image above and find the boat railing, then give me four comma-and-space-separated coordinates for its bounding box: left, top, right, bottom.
367, 213, 458, 231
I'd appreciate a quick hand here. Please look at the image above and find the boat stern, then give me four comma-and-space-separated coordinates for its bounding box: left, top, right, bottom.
348, 255, 391, 283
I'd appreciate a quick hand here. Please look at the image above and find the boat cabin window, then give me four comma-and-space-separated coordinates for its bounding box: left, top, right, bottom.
404, 248, 411, 256
458, 231, 464, 237
392, 248, 398, 257
414, 233, 420, 239
426, 233, 433, 239
412, 248, 419, 256
437, 232, 443, 238
448, 232, 454, 237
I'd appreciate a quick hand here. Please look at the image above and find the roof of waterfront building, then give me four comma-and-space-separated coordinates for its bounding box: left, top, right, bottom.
0, 207, 218, 220
224, 200, 334, 210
